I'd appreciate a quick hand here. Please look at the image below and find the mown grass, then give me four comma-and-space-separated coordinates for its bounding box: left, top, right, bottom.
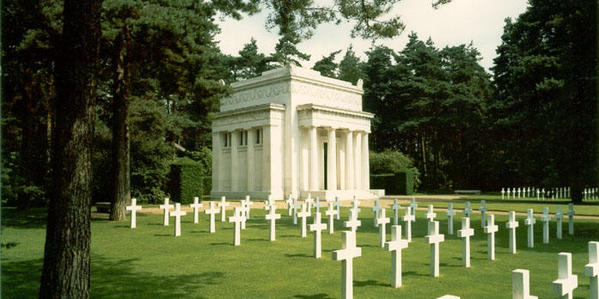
2, 200, 598, 298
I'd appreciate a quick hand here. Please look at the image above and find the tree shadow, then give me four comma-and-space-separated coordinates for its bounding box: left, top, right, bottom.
403, 271, 428, 277
91, 256, 225, 298
209, 242, 230, 246
1, 207, 47, 229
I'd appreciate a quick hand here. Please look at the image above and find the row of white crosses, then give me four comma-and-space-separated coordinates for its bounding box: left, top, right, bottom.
502, 187, 572, 200
513, 242, 599, 299
584, 187, 598, 200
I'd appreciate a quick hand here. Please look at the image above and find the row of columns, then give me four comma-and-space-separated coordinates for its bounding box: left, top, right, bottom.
214, 126, 273, 192
305, 127, 369, 192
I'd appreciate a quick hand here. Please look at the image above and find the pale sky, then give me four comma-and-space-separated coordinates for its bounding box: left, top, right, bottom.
216, 0, 529, 72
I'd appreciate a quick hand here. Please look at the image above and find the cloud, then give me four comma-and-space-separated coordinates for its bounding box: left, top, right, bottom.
215, 0, 528, 72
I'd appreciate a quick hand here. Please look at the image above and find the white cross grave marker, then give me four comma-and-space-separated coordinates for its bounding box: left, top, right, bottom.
542, 188, 545, 200
556, 205, 564, 239
309, 212, 327, 258
228, 207, 244, 246
344, 209, 361, 233
552, 252, 578, 299
372, 199, 381, 227
351, 198, 361, 217
537, 189, 540, 201
506, 211, 519, 254
292, 197, 301, 225
244, 195, 254, 219
446, 203, 456, 235
426, 205, 436, 222
410, 197, 418, 217
525, 209, 536, 248
159, 198, 174, 226
585, 241, 599, 299
325, 202, 338, 234
298, 203, 311, 238
385, 225, 409, 288
205, 201, 220, 233
334, 196, 341, 220
507, 188, 511, 199
502, 188, 505, 200
463, 201, 473, 218
190, 197, 203, 224
126, 198, 142, 229
484, 214, 499, 260
457, 217, 474, 268
333, 231, 362, 299
285, 194, 293, 216
314, 197, 322, 214
218, 196, 229, 222
518, 187, 521, 198
480, 200, 488, 227
567, 203, 575, 235
392, 199, 401, 225
376, 208, 390, 248
170, 203, 187, 237
402, 206, 415, 242
265, 203, 281, 241
305, 194, 314, 211
425, 221, 445, 277
239, 201, 249, 230
512, 269, 538, 299
540, 207, 551, 244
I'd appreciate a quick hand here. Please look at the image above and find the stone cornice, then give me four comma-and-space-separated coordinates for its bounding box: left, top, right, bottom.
214, 103, 286, 119
296, 104, 375, 119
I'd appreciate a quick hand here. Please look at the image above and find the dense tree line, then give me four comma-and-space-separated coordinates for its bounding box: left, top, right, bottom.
310, 0, 597, 198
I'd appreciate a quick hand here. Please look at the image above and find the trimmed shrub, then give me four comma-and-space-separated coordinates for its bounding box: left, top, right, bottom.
370, 170, 415, 195
168, 157, 204, 204
370, 149, 421, 190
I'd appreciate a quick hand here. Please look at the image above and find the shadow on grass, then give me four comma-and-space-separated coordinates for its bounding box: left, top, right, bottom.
1, 256, 226, 298
354, 279, 387, 287
91, 256, 225, 298
1, 258, 43, 298
294, 293, 333, 299
1, 207, 47, 229
284, 253, 311, 258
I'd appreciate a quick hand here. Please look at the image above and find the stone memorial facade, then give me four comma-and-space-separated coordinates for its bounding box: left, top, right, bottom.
211, 66, 376, 200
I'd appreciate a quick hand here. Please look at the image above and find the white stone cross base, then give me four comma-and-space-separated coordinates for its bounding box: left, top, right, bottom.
512, 269, 538, 299
585, 241, 599, 299
552, 252, 578, 299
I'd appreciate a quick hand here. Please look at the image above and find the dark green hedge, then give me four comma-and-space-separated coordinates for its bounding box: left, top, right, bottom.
370, 171, 414, 195
168, 157, 204, 204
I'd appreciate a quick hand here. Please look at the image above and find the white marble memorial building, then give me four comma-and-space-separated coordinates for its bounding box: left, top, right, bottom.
211, 66, 377, 200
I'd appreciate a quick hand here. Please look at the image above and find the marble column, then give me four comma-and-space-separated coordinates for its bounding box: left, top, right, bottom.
247, 129, 255, 192
262, 125, 271, 191
339, 134, 345, 190
309, 126, 318, 191
212, 131, 220, 191
362, 133, 370, 190
345, 130, 353, 190
327, 128, 337, 191
231, 130, 239, 191
300, 128, 309, 192
354, 131, 362, 190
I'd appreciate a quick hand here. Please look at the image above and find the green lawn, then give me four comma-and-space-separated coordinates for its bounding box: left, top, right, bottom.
2, 201, 598, 298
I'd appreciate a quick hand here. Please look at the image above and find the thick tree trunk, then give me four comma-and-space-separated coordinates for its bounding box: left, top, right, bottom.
39, 0, 101, 298
109, 28, 131, 221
